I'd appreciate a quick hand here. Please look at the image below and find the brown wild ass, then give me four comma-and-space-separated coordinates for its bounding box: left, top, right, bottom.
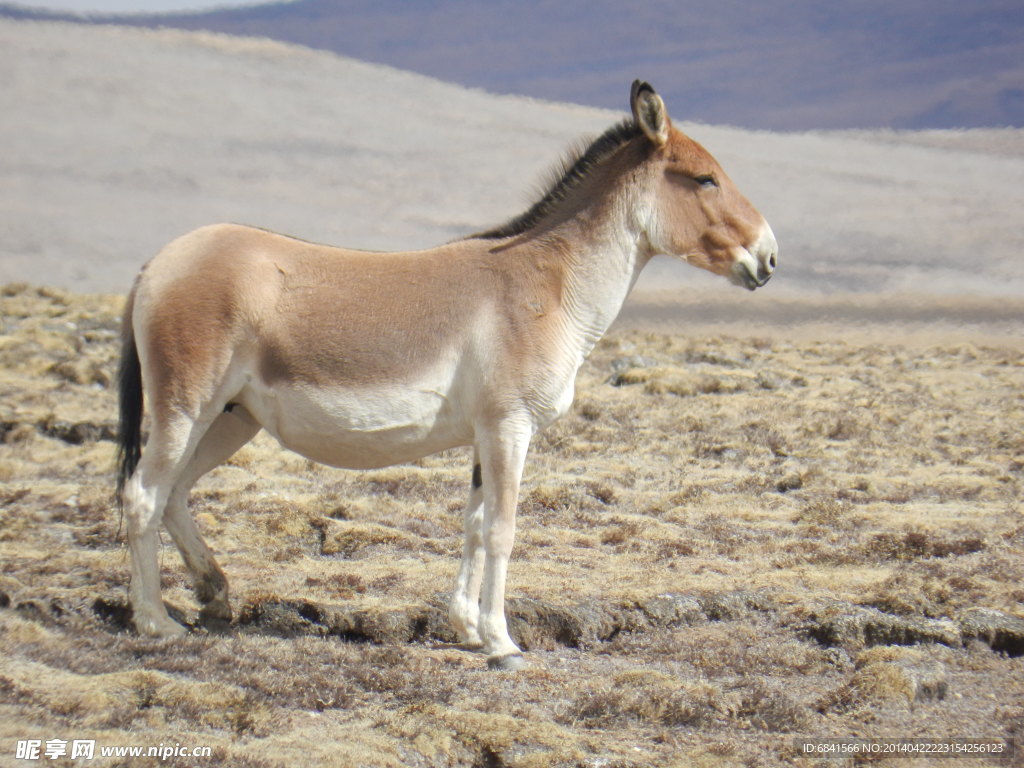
117, 81, 777, 669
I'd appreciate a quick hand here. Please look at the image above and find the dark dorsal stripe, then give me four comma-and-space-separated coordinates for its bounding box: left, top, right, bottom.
470, 118, 642, 240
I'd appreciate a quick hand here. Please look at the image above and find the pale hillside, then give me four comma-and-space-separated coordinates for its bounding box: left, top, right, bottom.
2, 18, 1023, 303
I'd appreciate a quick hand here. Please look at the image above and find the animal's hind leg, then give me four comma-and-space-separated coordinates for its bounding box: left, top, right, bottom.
163, 408, 260, 628
124, 413, 210, 637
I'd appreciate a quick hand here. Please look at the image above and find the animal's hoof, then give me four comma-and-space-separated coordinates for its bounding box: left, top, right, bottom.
135, 617, 188, 638
199, 600, 232, 622
198, 605, 233, 633
487, 653, 526, 671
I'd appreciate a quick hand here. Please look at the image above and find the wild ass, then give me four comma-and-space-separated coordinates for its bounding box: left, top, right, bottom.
117, 81, 777, 669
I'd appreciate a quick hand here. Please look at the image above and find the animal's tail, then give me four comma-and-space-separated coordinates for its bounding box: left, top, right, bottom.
116, 290, 143, 508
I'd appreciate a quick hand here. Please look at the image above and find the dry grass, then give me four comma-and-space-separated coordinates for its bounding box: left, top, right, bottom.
2, 284, 1022, 766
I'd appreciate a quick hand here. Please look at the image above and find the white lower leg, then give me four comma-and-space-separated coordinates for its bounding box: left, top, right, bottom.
126, 480, 184, 636
474, 427, 531, 665
449, 500, 485, 647
450, 458, 486, 647
477, 497, 522, 661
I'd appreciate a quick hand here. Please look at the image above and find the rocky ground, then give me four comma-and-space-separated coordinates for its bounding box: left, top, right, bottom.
1, 284, 1022, 767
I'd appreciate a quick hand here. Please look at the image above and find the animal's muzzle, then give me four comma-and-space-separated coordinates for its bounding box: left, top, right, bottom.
732, 224, 778, 291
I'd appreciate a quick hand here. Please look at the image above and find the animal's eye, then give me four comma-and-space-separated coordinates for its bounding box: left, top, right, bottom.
666, 169, 719, 188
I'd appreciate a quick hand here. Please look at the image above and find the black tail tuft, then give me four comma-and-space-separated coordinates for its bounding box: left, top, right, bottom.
116, 297, 143, 508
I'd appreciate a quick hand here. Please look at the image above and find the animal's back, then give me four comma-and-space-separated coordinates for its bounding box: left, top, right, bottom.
130, 223, 507, 464
134, 223, 497, 380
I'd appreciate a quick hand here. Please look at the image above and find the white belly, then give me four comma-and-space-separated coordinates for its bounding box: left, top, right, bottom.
239, 379, 473, 469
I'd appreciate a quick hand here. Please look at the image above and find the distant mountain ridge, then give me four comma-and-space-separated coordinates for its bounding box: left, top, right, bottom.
2, 18, 1022, 299
2, 0, 1022, 130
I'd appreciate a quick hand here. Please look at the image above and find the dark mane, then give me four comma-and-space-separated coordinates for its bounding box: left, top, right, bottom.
470, 118, 642, 240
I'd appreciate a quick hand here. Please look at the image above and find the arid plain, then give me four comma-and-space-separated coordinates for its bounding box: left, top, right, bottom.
2, 18, 1023, 768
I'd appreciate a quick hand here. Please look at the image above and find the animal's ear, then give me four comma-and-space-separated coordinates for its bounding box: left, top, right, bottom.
630, 80, 669, 147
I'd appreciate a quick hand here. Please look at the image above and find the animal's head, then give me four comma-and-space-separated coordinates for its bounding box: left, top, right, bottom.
630, 80, 777, 290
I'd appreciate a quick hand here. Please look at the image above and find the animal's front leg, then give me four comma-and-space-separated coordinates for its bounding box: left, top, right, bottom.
476, 422, 532, 670
449, 456, 485, 648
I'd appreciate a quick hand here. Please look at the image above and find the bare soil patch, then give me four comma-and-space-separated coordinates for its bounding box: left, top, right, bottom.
2, 285, 1021, 766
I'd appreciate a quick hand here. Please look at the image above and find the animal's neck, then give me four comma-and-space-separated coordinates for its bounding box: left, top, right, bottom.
555, 201, 653, 364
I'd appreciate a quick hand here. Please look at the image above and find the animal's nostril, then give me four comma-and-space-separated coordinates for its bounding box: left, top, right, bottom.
768, 253, 777, 270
